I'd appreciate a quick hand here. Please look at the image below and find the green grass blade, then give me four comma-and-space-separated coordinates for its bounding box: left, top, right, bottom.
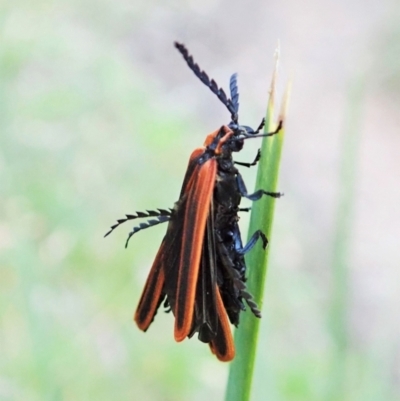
225, 51, 291, 401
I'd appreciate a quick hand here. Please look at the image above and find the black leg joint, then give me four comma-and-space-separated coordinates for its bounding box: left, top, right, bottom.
237, 173, 283, 201
237, 230, 268, 255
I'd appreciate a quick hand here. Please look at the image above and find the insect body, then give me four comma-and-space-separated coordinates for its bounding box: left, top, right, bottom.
105, 42, 282, 361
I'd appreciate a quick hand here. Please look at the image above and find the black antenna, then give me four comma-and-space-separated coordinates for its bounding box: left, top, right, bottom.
229, 73, 239, 115
104, 209, 172, 238
174, 42, 238, 123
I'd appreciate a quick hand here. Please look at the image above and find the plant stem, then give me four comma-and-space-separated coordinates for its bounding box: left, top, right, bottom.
225, 50, 290, 401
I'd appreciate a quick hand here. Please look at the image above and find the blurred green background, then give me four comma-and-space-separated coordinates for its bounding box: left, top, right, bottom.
1, 1, 400, 400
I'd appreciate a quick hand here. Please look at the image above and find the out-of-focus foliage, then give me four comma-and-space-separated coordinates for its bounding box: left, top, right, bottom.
0, 3, 221, 401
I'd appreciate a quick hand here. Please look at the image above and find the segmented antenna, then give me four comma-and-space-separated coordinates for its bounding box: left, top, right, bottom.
240, 288, 262, 318
228, 265, 261, 318
125, 214, 170, 248
174, 42, 238, 123
104, 208, 172, 237
229, 73, 239, 114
